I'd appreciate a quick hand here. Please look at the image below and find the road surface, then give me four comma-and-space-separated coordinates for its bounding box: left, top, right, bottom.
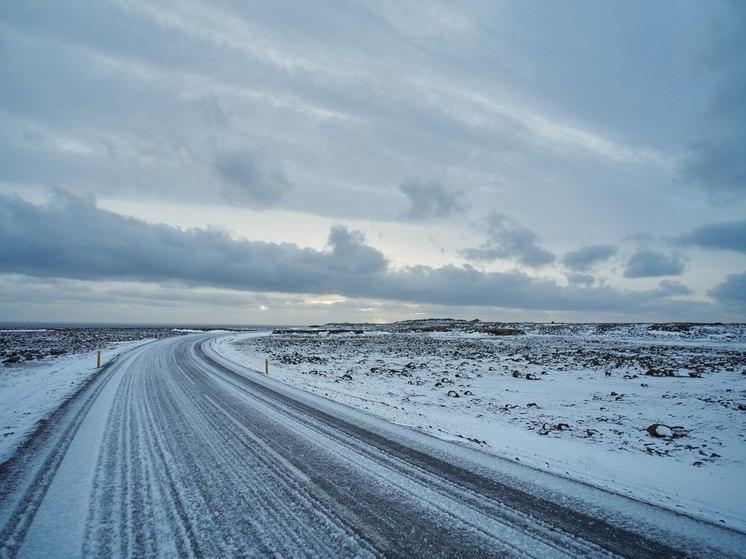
1, 334, 743, 557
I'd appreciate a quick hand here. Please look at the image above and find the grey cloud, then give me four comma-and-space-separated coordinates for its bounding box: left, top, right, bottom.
562, 244, 617, 271
366, 265, 699, 315
399, 179, 467, 219
213, 149, 293, 208
679, 1, 746, 197
566, 273, 595, 286
708, 272, 746, 304
657, 279, 692, 297
0, 192, 384, 294
623, 248, 685, 278
678, 219, 746, 254
0, 193, 714, 317
681, 141, 746, 197
325, 225, 388, 274
464, 213, 555, 267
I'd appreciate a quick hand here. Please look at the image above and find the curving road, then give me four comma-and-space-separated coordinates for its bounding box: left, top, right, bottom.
1, 334, 743, 558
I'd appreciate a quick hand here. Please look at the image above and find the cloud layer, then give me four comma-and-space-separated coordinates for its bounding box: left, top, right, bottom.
679, 1, 746, 198
1, 2, 744, 322
213, 149, 293, 208
0, 193, 717, 317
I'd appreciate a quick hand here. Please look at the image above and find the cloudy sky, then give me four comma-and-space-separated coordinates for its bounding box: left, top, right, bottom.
1, 0, 745, 325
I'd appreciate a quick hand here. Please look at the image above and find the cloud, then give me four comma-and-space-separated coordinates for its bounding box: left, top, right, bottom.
212, 149, 293, 208
657, 279, 691, 297
681, 142, 746, 197
708, 272, 746, 304
463, 212, 555, 267
0, 192, 718, 318
562, 244, 617, 271
623, 248, 685, 278
399, 179, 467, 219
678, 219, 746, 254
679, 1, 746, 197
566, 272, 594, 286
325, 225, 388, 274
0, 191, 384, 293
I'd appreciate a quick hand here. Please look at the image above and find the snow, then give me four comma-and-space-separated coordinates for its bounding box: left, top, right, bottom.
213, 325, 746, 533
0, 339, 153, 464
17, 348, 134, 559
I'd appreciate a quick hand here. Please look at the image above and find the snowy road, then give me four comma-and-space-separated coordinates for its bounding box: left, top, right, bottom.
1, 335, 744, 558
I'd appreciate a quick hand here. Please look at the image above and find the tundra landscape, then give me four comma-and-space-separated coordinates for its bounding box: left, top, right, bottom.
1, 0, 745, 556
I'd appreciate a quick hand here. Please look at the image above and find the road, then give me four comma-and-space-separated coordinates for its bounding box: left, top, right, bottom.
0, 334, 743, 558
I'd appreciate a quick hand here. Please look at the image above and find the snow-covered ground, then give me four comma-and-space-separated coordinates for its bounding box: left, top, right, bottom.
213, 321, 746, 532
0, 328, 181, 464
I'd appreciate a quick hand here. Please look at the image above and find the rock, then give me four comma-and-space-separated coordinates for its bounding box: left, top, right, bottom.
340, 373, 353, 381
446, 390, 459, 397
538, 422, 570, 435
645, 368, 673, 377
482, 327, 525, 336
646, 423, 674, 438
525, 373, 540, 381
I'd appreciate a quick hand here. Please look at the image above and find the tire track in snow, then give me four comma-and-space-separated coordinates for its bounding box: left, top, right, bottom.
0, 346, 145, 558
81, 337, 375, 557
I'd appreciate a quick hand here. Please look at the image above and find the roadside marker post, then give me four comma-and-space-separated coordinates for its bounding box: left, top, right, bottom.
96, 351, 101, 368
264, 358, 269, 375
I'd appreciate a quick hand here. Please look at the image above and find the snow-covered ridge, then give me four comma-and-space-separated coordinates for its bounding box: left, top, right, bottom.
278, 318, 746, 344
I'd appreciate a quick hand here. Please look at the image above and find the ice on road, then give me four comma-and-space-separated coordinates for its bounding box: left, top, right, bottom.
1, 335, 744, 557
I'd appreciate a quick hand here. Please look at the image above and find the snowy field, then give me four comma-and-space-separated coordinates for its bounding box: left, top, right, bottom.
0, 327, 181, 463
214, 320, 746, 532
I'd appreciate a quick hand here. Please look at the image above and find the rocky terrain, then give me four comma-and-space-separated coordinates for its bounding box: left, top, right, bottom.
0, 327, 187, 365
221, 320, 746, 470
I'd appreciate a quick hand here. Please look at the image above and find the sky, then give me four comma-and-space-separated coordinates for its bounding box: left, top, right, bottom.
1, 0, 745, 325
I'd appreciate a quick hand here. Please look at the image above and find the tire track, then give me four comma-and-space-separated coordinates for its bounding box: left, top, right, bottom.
82, 337, 377, 558
0, 348, 143, 558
